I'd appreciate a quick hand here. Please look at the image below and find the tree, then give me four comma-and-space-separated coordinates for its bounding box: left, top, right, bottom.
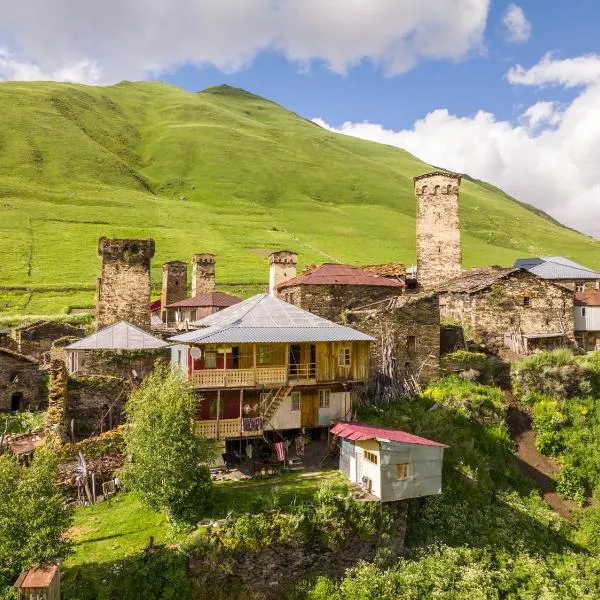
0, 449, 73, 593
122, 364, 216, 526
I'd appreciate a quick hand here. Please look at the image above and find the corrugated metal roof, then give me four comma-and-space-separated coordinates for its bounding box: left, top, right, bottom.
167, 291, 241, 309
331, 422, 447, 447
278, 263, 406, 289
514, 257, 600, 280
169, 294, 375, 344
66, 321, 169, 350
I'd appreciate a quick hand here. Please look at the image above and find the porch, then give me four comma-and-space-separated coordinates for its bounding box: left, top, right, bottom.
196, 417, 264, 439
191, 364, 316, 388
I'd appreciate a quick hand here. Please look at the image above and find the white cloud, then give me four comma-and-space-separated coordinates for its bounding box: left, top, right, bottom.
507, 52, 600, 87
314, 54, 600, 238
502, 4, 531, 43
0, 0, 490, 84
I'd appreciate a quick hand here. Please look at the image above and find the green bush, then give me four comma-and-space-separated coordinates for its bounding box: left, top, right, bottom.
556, 463, 586, 505
1, 411, 46, 435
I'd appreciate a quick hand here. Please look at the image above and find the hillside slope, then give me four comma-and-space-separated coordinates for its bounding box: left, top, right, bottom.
0, 81, 597, 316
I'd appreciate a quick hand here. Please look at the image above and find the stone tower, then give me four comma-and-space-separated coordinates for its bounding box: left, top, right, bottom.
269, 250, 297, 295
96, 237, 155, 330
161, 261, 187, 323
414, 172, 462, 290
192, 253, 216, 297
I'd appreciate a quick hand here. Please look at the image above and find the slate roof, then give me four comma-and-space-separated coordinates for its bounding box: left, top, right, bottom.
514, 256, 600, 280
0, 347, 38, 364
435, 267, 521, 294
575, 291, 600, 307
169, 293, 375, 344
331, 422, 447, 447
65, 321, 169, 351
277, 263, 406, 290
167, 291, 241, 309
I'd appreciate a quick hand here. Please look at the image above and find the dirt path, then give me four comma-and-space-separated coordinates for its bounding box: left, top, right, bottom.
506, 403, 578, 520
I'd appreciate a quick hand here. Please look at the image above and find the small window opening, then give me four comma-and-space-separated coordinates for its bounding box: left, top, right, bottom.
291, 391, 301, 411
364, 450, 378, 465
338, 348, 351, 367
407, 335, 417, 355
10, 392, 23, 412
582, 307, 587, 317
319, 389, 330, 408
396, 463, 409, 480
523, 297, 530, 307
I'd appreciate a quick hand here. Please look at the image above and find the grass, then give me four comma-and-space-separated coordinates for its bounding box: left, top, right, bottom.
62, 470, 344, 596
0, 81, 598, 317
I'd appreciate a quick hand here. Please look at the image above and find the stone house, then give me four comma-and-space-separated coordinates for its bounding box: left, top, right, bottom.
0, 348, 45, 412
436, 267, 575, 353
574, 291, 600, 352
15, 321, 85, 362
515, 256, 600, 293
166, 291, 241, 327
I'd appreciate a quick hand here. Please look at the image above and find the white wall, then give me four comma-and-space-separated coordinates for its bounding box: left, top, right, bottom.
170, 344, 189, 376
318, 391, 350, 426
355, 439, 381, 497
575, 306, 600, 332
270, 394, 301, 430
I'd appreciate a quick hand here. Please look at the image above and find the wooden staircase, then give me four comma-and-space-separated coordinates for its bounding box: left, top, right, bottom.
262, 385, 293, 423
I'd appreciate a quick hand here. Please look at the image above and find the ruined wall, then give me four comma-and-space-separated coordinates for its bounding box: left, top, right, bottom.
439, 272, 575, 349
161, 261, 187, 323
16, 321, 85, 362
0, 351, 45, 412
68, 349, 168, 380
96, 237, 155, 330
192, 253, 216, 297
415, 172, 462, 290
281, 283, 399, 322
269, 250, 297, 295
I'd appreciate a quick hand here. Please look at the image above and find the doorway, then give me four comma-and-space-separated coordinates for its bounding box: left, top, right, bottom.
10, 392, 23, 411
289, 344, 301, 377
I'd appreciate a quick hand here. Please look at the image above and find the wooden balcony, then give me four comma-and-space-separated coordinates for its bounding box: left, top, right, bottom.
191, 365, 316, 389
195, 417, 263, 439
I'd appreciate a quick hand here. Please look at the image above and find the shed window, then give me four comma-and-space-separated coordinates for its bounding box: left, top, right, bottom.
523, 297, 531, 307
364, 450, 378, 465
406, 335, 416, 355
204, 351, 217, 369
582, 307, 587, 317
291, 391, 301, 411
338, 348, 351, 367
396, 463, 409, 480
319, 389, 330, 408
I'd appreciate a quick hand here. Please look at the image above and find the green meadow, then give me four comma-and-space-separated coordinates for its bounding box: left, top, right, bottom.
0, 81, 597, 318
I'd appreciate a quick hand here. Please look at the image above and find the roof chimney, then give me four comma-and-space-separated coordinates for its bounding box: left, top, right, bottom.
161, 261, 187, 323
268, 250, 297, 296
192, 254, 216, 297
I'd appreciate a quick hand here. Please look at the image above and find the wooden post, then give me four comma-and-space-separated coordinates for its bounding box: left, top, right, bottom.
285, 344, 289, 383
216, 390, 221, 439
253, 344, 257, 369
239, 389, 244, 436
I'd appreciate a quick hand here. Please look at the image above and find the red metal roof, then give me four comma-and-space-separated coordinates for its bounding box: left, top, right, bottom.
15, 565, 58, 588
575, 291, 600, 306
330, 422, 447, 447
167, 291, 241, 309
278, 263, 406, 290
150, 299, 161, 312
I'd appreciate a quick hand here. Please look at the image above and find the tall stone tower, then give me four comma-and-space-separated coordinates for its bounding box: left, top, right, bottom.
269, 250, 297, 295
96, 237, 155, 331
415, 172, 462, 290
161, 261, 187, 323
192, 253, 216, 297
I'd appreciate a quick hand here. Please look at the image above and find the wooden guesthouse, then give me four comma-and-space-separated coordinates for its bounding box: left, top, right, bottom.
170, 294, 374, 441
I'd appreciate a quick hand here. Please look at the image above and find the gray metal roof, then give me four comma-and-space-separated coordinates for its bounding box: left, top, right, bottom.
514, 256, 600, 280
169, 294, 375, 344
66, 321, 169, 351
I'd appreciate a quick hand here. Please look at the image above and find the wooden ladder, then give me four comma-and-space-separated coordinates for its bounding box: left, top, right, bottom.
263, 385, 293, 423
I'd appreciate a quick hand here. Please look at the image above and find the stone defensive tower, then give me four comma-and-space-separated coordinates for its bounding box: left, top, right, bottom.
414, 172, 462, 290
269, 250, 297, 295
192, 253, 216, 297
161, 261, 188, 322
96, 237, 155, 331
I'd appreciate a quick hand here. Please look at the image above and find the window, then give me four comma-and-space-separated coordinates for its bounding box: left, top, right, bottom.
576, 283, 585, 293
319, 389, 330, 408
396, 463, 409, 480
189, 309, 197, 321
338, 347, 351, 367
582, 307, 587, 317
291, 391, 301, 411
364, 450, 378, 465
257, 345, 270, 364
523, 297, 530, 307
406, 335, 416, 355
204, 351, 217, 369
596, 282, 600, 291
177, 350, 182, 366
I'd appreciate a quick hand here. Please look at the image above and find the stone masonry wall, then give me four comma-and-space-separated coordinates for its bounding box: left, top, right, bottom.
439, 271, 574, 349
70, 349, 168, 380
161, 261, 187, 323
96, 237, 155, 330
192, 253, 216, 297
0, 351, 45, 412
16, 321, 85, 362
415, 172, 463, 290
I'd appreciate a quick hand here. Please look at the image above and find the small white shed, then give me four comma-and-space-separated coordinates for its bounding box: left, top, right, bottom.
331, 422, 447, 502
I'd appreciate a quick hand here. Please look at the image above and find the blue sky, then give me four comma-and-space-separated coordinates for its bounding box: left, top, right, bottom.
0, 1, 599, 235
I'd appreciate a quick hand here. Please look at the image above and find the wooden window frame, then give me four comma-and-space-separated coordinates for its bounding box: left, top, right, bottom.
204, 350, 217, 369
396, 463, 409, 480
290, 391, 301, 411
257, 344, 270, 365
338, 347, 351, 367
319, 389, 330, 408
364, 450, 378, 465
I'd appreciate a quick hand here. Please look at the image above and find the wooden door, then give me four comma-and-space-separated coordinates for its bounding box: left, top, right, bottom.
300, 390, 319, 428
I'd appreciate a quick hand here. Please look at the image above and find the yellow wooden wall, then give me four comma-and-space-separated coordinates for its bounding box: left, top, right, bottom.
316, 341, 370, 382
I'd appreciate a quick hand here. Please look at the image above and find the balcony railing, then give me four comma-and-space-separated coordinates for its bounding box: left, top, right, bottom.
191, 365, 316, 388
196, 417, 263, 439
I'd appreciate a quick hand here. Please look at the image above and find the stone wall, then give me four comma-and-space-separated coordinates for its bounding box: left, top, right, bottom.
192, 253, 216, 297
16, 321, 85, 362
280, 283, 399, 323
68, 349, 169, 380
349, 294, 441, 386
161, 261, 187, 323
439, 271, 575, 350
415, 172, 463, 290
0, 350, 45, 412
96, 237, 155, 330
269, 250, 297, 295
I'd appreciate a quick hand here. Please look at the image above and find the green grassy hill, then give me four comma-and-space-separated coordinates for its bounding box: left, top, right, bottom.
0, 81, 598, 318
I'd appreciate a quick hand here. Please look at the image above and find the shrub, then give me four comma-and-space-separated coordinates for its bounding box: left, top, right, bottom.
440, 350, 488, 372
